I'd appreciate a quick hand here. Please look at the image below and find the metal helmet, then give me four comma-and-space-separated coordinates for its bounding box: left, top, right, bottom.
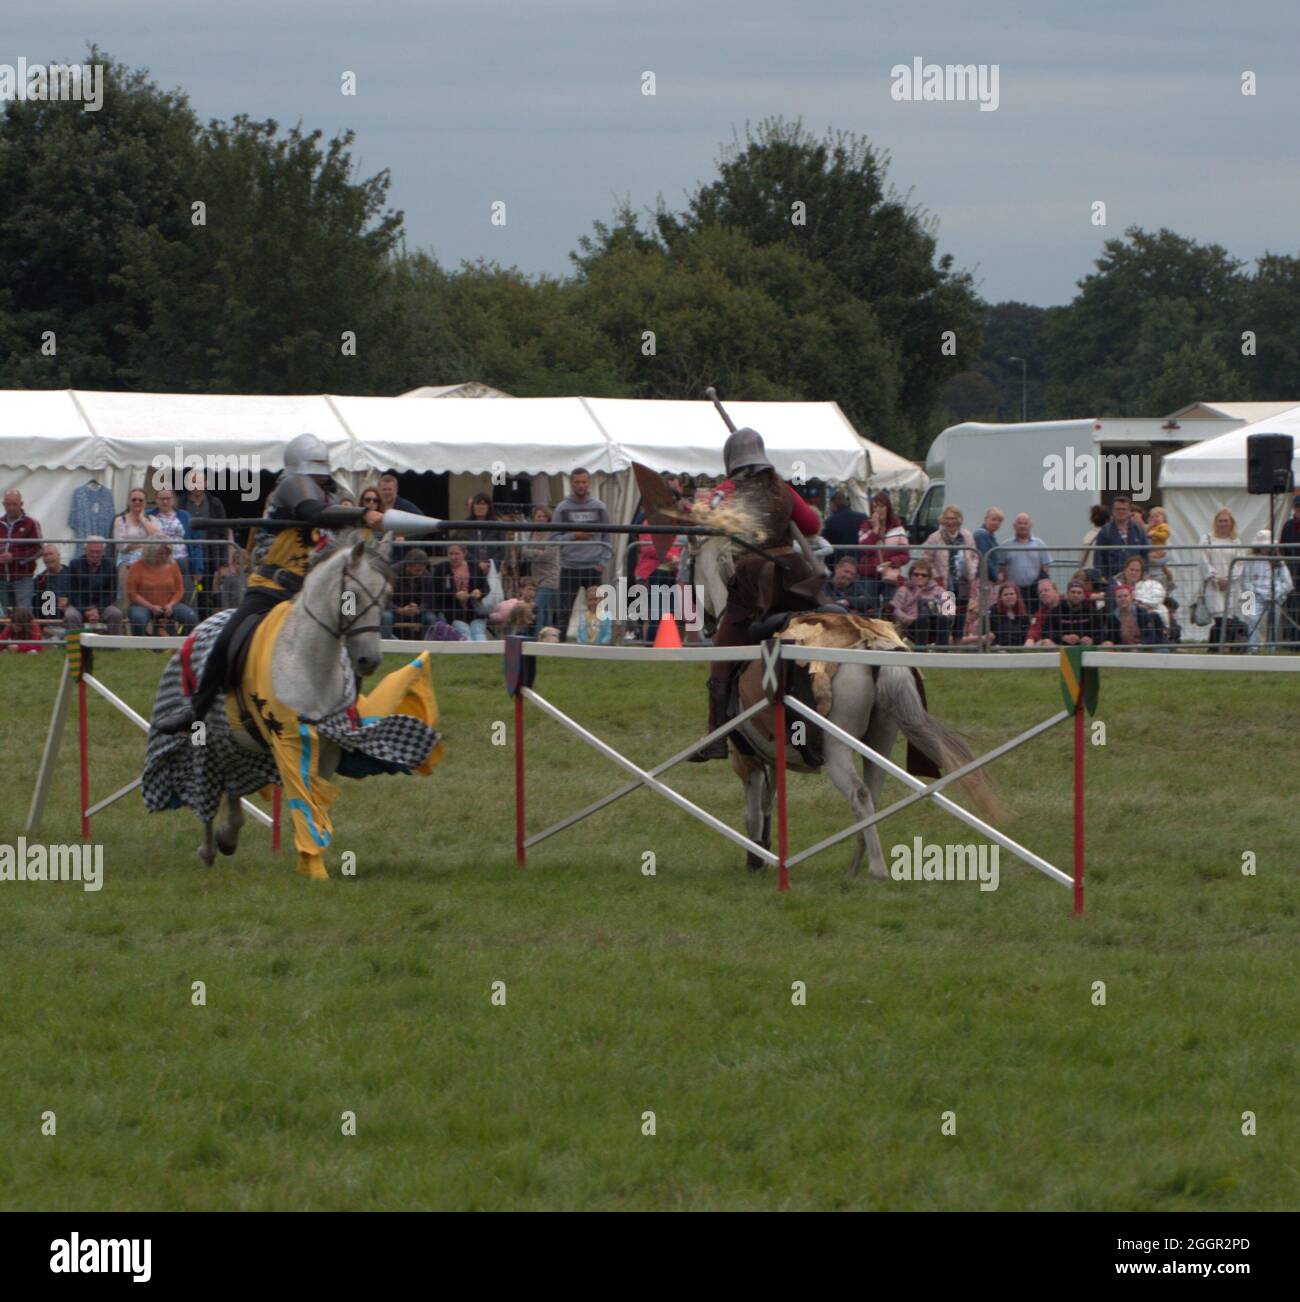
723, 426, 774, 478
284, 432, 331, 476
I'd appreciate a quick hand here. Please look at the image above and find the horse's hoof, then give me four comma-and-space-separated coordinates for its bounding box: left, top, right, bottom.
196, 846, 216, 867
215, 833, 238, 856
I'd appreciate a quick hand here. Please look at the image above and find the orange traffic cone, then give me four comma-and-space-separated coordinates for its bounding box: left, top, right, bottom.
653, 615, 683, 648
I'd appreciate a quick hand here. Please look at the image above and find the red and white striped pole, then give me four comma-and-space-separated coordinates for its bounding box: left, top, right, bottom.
515, 688, 526, 867
774, 693, 789, 893
1073, 698, 1085, 916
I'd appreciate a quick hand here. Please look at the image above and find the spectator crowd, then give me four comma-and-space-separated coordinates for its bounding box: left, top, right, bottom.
4, 472, 1299, 656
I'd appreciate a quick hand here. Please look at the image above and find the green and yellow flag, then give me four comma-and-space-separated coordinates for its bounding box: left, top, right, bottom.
1059, 645, 1098, 714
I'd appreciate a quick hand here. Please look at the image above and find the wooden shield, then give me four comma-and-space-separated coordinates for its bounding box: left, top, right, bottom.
632, 461, 680, 562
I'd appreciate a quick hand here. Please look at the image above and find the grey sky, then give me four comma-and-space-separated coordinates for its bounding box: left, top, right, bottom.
15, 0, 1300, 305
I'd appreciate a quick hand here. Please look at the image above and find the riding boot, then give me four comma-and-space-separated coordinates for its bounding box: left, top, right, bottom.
689, 678, 731, 761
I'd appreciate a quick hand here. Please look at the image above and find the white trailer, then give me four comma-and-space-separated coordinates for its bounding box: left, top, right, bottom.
913, 415, 1243, 565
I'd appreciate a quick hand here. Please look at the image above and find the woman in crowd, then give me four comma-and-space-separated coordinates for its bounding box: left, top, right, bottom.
126, 542, 198, 635
1106, 555, 1147, 610
0, 606, 45, 652
454, 492, 497, 572
1199, 507, 1248, 647
988, 582, 1030, 648
432, 543, 488, 641
888, 558, 952, 646
922, 505, 979, 610
359, 486, 383, 512
112, 488, 163, 602
146, 487, 194, 603
856, 492, 910, 610
521, 504, 559, 636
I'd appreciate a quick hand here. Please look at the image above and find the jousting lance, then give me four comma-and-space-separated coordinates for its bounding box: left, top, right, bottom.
188, 512, 775, 560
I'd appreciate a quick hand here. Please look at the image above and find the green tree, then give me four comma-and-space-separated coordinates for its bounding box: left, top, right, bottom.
571, 222, 900, 438
117, 115, 403, 393
973, 301, 1051, 420
1142, 339, 1248, 416
430, 260, 627, 396
939, 370, 1002, 424
655, 118, 981, 448
0, 52, 405, 394
0, 51, 201, 387
1235, 253, 1300, 399
1044, 228, 1249, 414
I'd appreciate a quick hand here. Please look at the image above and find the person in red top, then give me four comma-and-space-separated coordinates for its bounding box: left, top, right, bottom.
0, 488, 43, 615
634, 481, 687, 644
0, 606, 45, 652
692, 427, 826, 762
856, 492, 910, 610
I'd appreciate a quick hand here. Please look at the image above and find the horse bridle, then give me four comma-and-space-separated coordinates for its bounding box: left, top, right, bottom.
303, 562, 389, 642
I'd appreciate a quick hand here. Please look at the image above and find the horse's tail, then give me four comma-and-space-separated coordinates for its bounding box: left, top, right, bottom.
875, 665, 1003, 823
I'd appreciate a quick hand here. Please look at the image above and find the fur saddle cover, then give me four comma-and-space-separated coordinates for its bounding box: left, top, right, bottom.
775, 612, 940, 779
776, 612, 912, 714
143, 608, 444, 824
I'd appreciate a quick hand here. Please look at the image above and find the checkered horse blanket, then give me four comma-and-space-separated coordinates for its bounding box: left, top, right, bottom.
143, 606, 443, 869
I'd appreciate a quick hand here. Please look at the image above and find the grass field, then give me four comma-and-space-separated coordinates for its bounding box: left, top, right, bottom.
0, 645, 1297, 1211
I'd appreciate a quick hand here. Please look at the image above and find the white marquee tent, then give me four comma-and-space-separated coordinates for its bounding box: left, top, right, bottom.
0, 390, 922, 560
1159, 405, 1300, 546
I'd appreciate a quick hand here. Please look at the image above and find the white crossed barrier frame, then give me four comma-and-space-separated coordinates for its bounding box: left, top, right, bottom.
509, 638, 1300, 911
510, 639, 1100, 906
25, 632, 506, 845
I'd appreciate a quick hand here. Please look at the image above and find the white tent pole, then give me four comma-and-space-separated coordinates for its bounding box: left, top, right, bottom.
324, 393, 360, 480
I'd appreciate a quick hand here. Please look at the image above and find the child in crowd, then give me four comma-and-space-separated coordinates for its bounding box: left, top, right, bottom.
0, 607, 45, 652
576, 587, 613, 645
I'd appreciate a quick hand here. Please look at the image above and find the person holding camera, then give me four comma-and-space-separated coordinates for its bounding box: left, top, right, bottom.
889, 558, 953, 646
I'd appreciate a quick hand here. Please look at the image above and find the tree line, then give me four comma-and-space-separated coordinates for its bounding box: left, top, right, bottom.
2, 52, 1295, 461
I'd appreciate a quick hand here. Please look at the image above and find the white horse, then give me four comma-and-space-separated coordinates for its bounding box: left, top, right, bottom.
190, 536, 392, 871
689, 535, 998, 880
